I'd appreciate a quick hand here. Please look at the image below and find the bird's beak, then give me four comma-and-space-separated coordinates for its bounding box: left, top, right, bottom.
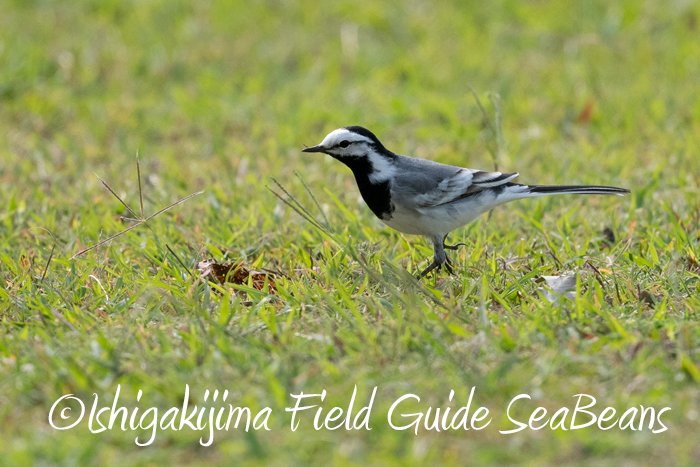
302, 145, 325, 153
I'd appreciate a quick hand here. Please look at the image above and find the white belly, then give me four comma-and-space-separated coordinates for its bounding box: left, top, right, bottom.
380, 206, 433, 235
381, 192, 506, 238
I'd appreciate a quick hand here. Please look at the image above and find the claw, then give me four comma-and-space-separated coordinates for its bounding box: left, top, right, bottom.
418, 260, 441, 278
444, 260, 454, 275
443, 234, 468, 251
418, 258, 456, 278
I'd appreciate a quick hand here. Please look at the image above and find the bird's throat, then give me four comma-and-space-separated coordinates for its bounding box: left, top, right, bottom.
353, 173, 394, 221
333, 151, 397, 221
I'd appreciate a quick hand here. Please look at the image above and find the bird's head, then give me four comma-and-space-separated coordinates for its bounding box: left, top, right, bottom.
302, 126, 388, 161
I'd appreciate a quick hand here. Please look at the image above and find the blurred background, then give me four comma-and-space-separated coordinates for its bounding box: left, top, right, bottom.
2, 0, 698, 192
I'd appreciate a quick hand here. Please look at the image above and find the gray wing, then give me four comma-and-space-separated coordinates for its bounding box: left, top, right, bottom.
391, 155, 519, 208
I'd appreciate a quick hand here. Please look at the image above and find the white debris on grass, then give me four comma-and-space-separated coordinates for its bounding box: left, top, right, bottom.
539, 273, 580, 304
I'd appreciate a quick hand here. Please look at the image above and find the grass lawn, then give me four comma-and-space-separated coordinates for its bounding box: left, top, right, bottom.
1, 0, 699, 465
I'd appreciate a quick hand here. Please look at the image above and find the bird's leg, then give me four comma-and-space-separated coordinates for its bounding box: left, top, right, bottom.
443, 234, 468, 251
418, 237, 450, 278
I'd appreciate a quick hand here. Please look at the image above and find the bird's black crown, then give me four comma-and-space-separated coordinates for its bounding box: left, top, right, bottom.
343, 126, 388, 152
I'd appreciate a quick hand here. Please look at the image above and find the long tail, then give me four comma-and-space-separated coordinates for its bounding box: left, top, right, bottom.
498, 183, 629, 202
524, 184, 630, 196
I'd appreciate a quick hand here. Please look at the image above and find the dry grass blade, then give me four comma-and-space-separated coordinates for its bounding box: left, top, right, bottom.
609, 237, 633, 265
547, 248, 562, 266
136, 150, 145, 219
72, 162, 204, 258
142, 190, 204, 222
96, 174, 139, 218
269, 178, 320, 224
267, 178, 327, 233
41, 244, 56, 281
50, 309, 78, 332
294, 171, 330, 228
583, 260, 606, 289
27, 227, 59, 281
72, 191, 203, 259
71, 222, 144, 259
269, 186, 319, 228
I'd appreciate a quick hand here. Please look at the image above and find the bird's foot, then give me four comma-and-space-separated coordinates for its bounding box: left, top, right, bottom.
418, 257, 453, 278
418, 260, 441, 278
443, 242, 468, 251
445, 256, 454, 274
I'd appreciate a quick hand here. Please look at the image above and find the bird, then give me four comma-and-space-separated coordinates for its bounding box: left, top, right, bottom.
302, 126, 630, 278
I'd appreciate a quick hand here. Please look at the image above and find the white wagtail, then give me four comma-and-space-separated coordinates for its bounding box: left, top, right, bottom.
303, 126, 629, 277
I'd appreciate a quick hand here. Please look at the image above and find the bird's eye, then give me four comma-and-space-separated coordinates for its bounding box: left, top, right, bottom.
339, 140, 350, 148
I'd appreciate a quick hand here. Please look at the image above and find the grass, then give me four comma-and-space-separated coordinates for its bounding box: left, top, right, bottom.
1, 0, 700, 465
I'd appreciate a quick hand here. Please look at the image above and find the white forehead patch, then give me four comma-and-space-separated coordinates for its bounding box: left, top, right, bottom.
320, 128, 373, 148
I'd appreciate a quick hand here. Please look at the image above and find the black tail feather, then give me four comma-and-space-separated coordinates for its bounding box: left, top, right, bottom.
528, 185, 630, 196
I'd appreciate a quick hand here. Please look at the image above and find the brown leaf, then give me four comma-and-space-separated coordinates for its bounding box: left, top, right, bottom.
197, 260, 277, 293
